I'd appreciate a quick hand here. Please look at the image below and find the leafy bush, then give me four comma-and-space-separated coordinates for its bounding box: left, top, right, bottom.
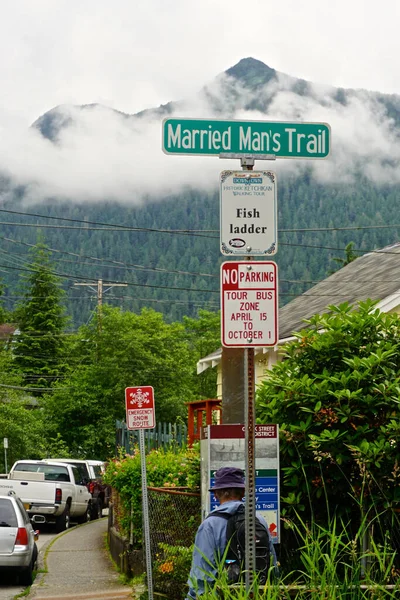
103, 445, 200, 540
153, 542, 193, 598
257, 301, 400, 529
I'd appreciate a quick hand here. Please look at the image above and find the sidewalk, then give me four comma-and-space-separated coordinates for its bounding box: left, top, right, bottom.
28, 518, 134, 600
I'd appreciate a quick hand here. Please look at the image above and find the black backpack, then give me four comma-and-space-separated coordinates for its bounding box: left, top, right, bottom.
210, 504, 271, 585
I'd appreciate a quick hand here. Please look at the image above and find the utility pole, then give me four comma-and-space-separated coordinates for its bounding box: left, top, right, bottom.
3, 438, 8, 475
74, 279, 128, 331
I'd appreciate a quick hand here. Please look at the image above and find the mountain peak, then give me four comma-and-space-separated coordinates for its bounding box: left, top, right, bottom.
225, 57, 276, 86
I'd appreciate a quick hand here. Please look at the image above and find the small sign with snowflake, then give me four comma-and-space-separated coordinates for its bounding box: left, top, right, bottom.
125, 386, 155, 430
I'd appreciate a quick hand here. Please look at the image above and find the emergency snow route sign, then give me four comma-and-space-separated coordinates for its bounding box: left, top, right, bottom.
221, 261, 278, 348
220, 170, 277, 256
125, 386, 155, 430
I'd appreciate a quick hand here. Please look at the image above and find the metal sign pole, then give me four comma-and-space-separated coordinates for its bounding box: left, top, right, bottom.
139, 430, 153, 600
240, 157, 257, 594
3, 438, 8, 474
244, 347, 256, 592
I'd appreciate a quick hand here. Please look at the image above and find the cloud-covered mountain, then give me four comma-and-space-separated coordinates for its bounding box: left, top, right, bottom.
2, 56, 400, 204
1, 58, 400, 326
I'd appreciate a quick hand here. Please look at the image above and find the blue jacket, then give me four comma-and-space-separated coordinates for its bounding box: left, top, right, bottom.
186, 500, 277, 599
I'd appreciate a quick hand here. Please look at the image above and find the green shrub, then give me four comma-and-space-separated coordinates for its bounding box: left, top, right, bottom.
153, 542, 193, 598
104, 444, 200, 540
257, 301, 400, 527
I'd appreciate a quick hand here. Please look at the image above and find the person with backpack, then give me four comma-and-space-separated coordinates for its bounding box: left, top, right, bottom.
186, 466, 277, 599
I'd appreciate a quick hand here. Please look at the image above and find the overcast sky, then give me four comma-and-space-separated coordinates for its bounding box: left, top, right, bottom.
0, 0, 400, 203
1, 0, 399, 125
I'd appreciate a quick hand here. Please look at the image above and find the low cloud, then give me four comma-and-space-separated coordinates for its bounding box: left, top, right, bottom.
1, 71, 400, 205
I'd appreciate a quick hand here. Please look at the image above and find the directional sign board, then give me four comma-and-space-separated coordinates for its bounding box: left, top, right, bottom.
201, 423, 280, 542
220, 170, 277, 256
221, 261, 278, 347
125, 386, 155, 430
162, 118, 330, 158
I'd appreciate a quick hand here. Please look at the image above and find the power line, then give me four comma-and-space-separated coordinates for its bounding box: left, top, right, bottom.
0, 262, 218, 294
279, 224, 400, 232
0, 236, 219, 279
0, 220, 218, 238
3, 234, 400, 290
0, 383, 76, 392
1, 206, 400, 234
279, 242, 400, 255
0, 209, 216, 238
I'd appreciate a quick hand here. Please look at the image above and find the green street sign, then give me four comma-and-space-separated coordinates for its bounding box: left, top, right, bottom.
162, 118, 330, 159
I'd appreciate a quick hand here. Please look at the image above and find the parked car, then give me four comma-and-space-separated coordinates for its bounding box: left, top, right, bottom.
43, 459, 111, 519
0, 491, 39, 585
2, 460, 92, 532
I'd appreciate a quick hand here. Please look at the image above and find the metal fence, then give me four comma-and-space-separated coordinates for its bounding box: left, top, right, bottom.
148, 486, 201, 599
115, 420, 188, 454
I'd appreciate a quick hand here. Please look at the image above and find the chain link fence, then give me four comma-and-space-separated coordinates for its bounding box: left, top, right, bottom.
148, 486, 201, 599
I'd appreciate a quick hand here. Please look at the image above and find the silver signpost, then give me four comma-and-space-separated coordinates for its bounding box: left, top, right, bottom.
3, 438, 8, 474
162, 116, 330, 594
240, 157, 257, 591
125, 387, 155, 600
139, 429, 153, 600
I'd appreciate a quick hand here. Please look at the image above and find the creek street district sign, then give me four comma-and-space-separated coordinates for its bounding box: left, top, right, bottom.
220, 170, 277, 256
162, 117, 330, 158
221, 261, 278, 348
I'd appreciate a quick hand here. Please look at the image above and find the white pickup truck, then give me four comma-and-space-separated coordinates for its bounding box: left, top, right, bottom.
43, 458, 111, 519
0, 460, 92, 532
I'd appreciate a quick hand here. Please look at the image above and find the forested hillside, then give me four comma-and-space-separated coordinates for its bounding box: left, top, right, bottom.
0, 175, 398, 327
1, 57, 400, 328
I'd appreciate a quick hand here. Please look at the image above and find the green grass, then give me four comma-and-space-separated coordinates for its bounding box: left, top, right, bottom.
188, 513, 400, 600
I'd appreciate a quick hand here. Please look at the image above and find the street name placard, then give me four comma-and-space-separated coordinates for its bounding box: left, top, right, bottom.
125, 386, 155, 430
163, 118, 330, 158
220, 170, 277, 256
221, 261, 278, 347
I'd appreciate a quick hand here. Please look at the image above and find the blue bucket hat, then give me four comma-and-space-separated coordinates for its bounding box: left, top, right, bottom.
209, 467, 245, 491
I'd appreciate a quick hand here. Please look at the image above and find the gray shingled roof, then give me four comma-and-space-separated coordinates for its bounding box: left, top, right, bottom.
279, 241, 400, 339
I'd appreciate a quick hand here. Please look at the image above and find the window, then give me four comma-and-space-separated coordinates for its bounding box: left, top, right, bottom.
13, 463, 70, 481
91, 465, 103, 479
0, 499, 17, 527
37, 465, 70, 481
14, 464, 37, 473
15, 498, 31, 525
69, 463, 90, 482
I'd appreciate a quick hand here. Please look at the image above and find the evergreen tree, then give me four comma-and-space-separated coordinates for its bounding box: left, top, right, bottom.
13, 242, 68, 394
328, 241, 358, 274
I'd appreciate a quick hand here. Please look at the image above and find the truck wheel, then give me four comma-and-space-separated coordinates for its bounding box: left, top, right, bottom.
77, 503, 93, 524
55, 505, 70, 533
91, 498, 103, 520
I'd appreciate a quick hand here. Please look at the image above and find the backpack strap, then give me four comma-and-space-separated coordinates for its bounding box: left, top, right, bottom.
206, 503, 244, 520
206, 510, 231, 521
